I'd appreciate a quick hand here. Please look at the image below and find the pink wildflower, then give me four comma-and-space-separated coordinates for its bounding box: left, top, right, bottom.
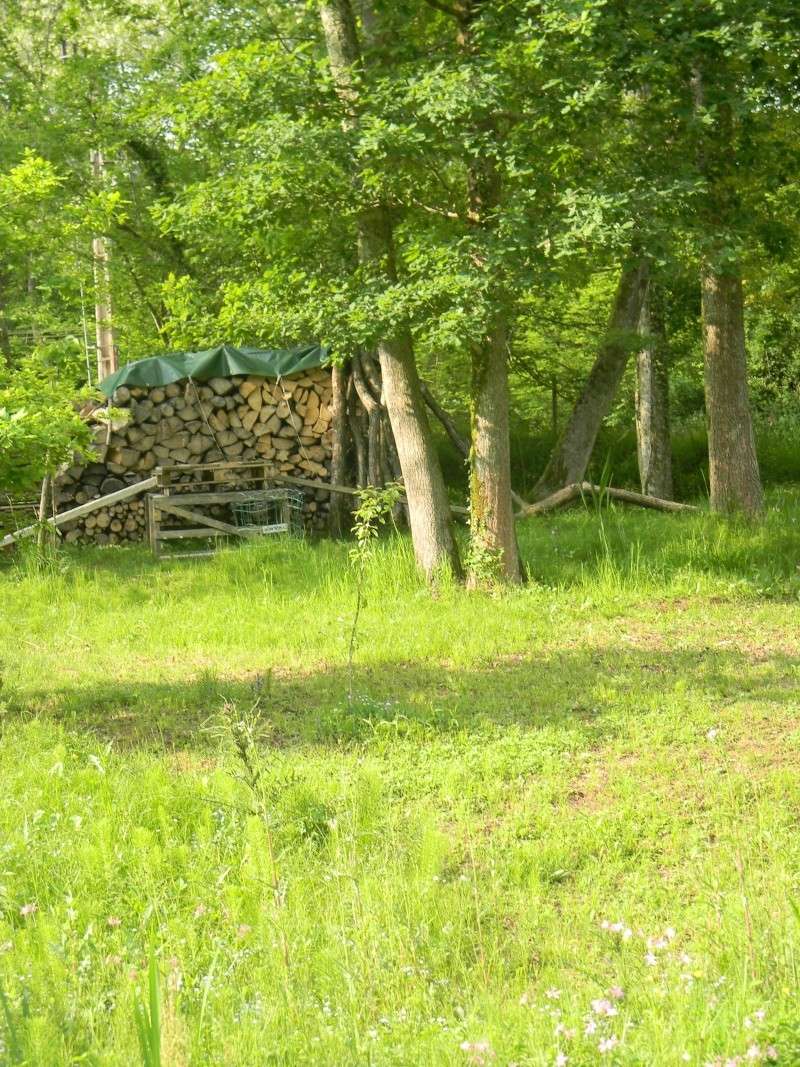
609, 986, 624, 1000
555, 1055, 568, 1067
107, 916, 121, 928
460, 1039, 495, 1066
645, 952, 658, 966
19, 903, 37, 918
591, 999, 618, 1017
598, 1036, 619, 1054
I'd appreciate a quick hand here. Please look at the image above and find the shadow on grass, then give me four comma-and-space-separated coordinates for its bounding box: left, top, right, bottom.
6, 644, 798, 750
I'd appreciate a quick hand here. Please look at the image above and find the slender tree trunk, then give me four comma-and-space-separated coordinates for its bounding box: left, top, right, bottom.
451, 2, 520, 584
550, 377, 558, 438
635, 283, 673, 499
347, 382, 369, 488
701, 266, 763, 514
36, 473, 52, 551
319, 0, 460, 579
329, 362, 352, 536
91, 151, 117, 381
532, 259, 650, 500
469, 314, 521, 582
352, 352, 382, 485
690, 66, 763, 516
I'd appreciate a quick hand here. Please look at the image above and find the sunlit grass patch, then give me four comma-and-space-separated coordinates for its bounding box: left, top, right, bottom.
0, 491, 798, 1063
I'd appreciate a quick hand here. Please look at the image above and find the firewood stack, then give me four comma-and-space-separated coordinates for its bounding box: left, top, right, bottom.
55, 369, 334, 545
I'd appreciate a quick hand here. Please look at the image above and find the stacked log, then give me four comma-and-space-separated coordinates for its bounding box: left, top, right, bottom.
55, 369, 334, 545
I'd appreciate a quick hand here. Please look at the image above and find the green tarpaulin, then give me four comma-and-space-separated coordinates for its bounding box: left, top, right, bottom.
98, 343, 329, 397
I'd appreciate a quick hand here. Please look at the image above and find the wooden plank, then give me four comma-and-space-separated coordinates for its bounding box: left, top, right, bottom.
160, 474, 470, 517
157, 528, 229, 540
153, 462, 472, 516
154, 499, 252, 537
1, 476, 159, 548
153, 491, 274, 506
160, 550, 217, 560
157, 460, 266, 473
261, 472, 471, 516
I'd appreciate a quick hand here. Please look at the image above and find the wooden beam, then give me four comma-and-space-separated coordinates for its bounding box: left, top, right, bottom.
265, 472, 471, 516
1, 476, 158, 548
153, 499, 253, 537
157, 528, 229, 540
152, 491, 272, 506
156, 466, 471, 516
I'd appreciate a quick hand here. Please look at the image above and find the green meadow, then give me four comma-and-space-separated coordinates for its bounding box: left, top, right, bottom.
1, 494, 799, 1065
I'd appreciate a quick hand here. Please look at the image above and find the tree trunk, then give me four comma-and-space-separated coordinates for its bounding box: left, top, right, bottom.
352, 352, 383, 485
319, 0, 461, 579
690, 66, 763, 516
701, 266, 763, 514
532, 259, 650, 500
328, 362, 352, 536
347, 384, 369, 489
635, 282, 673, 499
469, 314, 521, 582
452, 2, 520, 584
91, 150, 118, 381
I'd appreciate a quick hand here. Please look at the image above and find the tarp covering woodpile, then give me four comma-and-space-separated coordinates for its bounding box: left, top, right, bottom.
98, 344, 329, 397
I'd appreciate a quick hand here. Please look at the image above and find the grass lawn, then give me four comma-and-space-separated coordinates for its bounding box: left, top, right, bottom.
1, 489, 800, 1065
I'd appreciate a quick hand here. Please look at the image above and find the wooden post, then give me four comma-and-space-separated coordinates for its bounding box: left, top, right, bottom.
91, 150, 117, 382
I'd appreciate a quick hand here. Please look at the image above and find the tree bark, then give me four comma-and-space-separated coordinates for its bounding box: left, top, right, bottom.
352, 352, 382, 485
469, 313, 521, 582
449, 1, 520, 584
319, 0, 461, 579
532, 259, 650, 500
701, 266, 763, 514
690, 65, 763, 516
347, 379, 369, 488
635, 282, 673, 499
328, 362, 352, 536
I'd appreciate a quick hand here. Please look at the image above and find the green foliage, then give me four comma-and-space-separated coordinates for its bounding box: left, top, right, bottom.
349, 483, 403, 568
0, 359, 91, 492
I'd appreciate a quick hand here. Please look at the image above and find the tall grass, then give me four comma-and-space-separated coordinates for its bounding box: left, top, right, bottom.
0, 495, 799, 1063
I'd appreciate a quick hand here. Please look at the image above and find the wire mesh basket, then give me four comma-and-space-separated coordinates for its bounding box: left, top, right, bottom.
232, 488, 304, 536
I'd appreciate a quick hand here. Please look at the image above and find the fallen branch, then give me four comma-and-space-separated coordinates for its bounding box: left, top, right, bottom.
518, 482, 698, 517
